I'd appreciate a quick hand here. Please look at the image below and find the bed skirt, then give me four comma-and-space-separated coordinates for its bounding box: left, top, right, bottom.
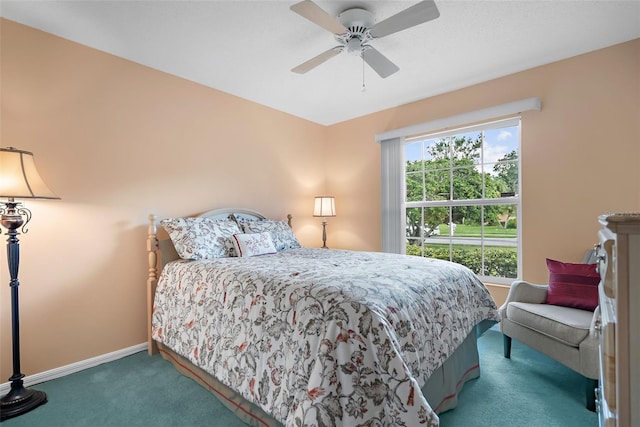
156, 320, 493, 426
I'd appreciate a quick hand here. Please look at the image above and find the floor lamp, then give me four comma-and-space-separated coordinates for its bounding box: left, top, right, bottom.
313, 196, 336, 249
0, 147, 59, 421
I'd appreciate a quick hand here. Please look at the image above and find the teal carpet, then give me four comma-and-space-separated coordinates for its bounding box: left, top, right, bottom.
2, 326, 597, 426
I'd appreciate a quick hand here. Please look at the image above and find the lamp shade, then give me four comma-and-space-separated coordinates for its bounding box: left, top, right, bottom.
313, 196, 336, 217
0, 147, 59, 200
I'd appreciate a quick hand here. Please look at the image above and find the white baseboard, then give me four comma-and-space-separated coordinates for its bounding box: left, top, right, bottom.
0, 342, 147, 395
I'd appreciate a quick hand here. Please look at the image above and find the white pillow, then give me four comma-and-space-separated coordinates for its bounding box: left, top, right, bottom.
232, 232, 277, 257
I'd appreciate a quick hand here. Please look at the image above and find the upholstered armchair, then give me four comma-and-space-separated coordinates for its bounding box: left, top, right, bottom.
499, 254, 600, 411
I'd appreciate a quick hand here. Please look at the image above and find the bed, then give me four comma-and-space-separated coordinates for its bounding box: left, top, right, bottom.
146, 208, 499, 427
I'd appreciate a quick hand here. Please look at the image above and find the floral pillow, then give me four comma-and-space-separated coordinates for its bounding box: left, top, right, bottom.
161, 217, 241, 259
232, 232, 277, 257
240, 220, 301, 252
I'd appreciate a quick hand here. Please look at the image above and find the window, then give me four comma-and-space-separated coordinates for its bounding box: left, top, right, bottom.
404, 118, 520, 284
378, 98, 539, 283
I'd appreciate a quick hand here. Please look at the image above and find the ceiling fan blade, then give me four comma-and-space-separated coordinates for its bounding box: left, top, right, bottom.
290, 0, 348, 35
369, 0, 440, 38
291, 47, 343, 74
362, 46, 399, 78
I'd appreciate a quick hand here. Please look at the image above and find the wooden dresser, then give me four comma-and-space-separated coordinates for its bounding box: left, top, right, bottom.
595, 213, 640, 427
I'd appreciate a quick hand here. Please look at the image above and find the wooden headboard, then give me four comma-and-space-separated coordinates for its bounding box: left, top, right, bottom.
146, 208, 292, 354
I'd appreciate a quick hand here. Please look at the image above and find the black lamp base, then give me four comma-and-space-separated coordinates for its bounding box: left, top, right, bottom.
0, 381, 47, 421
0, 199, 50, 421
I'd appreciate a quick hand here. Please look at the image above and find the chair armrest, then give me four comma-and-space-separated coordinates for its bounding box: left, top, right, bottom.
499, 280, 548, 316
504, 280, 548, 304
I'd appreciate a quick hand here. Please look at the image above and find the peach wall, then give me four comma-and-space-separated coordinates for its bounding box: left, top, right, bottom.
325, 38, 640, 285
1, 18, 639, 381
0, 19, 327, 380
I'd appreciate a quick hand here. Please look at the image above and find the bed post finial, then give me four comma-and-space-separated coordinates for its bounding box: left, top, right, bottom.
147, 214, 159, 355
287, 214, 293, 228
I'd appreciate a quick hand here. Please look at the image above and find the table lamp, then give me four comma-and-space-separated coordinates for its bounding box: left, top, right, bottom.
313, 196, 336, 249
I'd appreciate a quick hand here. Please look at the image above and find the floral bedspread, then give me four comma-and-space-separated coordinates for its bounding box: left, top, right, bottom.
152, 248, 499, 426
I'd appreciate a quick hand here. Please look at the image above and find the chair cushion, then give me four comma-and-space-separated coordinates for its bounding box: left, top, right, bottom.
506, 302, 593, 347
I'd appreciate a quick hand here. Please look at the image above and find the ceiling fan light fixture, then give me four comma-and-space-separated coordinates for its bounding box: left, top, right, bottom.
346, 38, 363, 55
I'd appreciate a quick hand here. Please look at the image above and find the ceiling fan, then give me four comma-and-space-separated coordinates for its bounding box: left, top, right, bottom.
290, 0, 440, 79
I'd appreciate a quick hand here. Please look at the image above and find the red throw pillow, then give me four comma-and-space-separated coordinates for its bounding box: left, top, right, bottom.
545, 258, 600, 311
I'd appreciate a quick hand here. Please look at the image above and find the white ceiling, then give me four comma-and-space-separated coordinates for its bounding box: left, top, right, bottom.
1, 0, 639, 125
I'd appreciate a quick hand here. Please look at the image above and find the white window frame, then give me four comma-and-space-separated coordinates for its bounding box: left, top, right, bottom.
378, 98, 541, 285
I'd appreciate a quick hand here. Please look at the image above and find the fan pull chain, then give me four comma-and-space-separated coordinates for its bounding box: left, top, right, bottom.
361, 49, 366, 92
